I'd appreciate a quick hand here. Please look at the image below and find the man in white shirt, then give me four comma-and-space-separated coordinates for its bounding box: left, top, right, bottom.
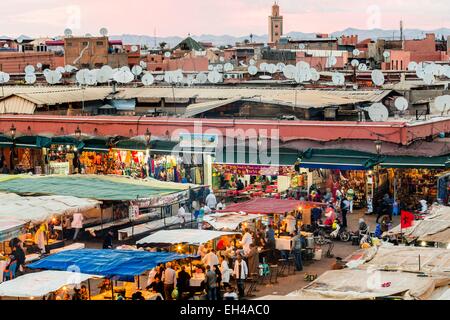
285, 214, 297, 234
205, 191, 217, 210
233, 254, 248, 299
163, 262, 177, 300
202, 249, 220, 269
240, 229, 253, 256
216, 199, 226, 211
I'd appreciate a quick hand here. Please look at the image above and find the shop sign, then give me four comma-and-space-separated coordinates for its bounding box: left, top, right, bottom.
128, 205, 140, 220
179, 133, 218, 148
49, 161, 70, 175
133, 191, 189, 208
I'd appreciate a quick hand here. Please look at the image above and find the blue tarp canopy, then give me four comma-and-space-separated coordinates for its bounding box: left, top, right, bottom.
28, 249, 196, 281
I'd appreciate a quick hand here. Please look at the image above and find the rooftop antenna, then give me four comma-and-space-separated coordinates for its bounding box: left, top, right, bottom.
400, 20, 404, 49
153, 27, 157, 48
100, 27, 109, 37
368, 103, 389, 122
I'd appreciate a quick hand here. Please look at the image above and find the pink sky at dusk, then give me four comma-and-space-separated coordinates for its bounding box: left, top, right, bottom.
1, 0, 449, 37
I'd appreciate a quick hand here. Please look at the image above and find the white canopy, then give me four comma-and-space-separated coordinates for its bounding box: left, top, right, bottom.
203, 212, 263, 231
0, 271, 99, 298
137, 229, 240, 246
0, 193, 101, 224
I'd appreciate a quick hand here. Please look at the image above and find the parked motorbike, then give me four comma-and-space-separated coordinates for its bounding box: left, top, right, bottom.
313, 219, 351, 245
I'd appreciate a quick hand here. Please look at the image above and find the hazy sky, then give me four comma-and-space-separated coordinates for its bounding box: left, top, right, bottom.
1, 0, 449, 37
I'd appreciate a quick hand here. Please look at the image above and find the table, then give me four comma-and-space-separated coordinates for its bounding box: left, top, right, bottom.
190, 274, 205, 287
275, 237, 292, 251
0, 260, 7, 283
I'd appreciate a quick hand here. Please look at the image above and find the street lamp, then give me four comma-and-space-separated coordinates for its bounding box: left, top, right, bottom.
375, 139, 382, 155
10, 124, 16, 139
75, 126, 82, 140
144, 128, 151, 146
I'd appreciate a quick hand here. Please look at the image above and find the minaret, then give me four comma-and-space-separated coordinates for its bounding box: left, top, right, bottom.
268, 1, 283, 43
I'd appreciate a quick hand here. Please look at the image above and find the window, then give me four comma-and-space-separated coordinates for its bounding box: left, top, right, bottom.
66, 42, 73, 47
96, 41, 104, 46
82, 42, 88, 46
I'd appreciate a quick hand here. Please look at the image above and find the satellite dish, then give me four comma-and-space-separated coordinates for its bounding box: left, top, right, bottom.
64, 65, 77, 73
55, 66, 66, 74
332, 72, 345, 86
76, 69, 89, 85
141, 73, 155, 86
96, 67, 112, 83
267, 64, 277, 74
208, 65, 214, 71
383, 51, 390, 59
164, 52, 171, 58
43, 69, 51, 77
423, 73, 435, 85
131, 65, 143, 76
283, 65, 296, 79
326, 56, 337, 68
99, 27, 108, 36
358, 63, 368, 71
64, 28, 73, 37
45, 70, 62, 84
85, 33, 92, 37
113, 69, 134, 84
120, 66, 131, 73
443, 65, 450, 79
296, 61, 310, 71
207, 71, 222, 84
299, 44, 306, 50
3, 44, 9, 49
351, 59, 360, 68
85, 70, 98, 86
368, 103, 389, 122
259, 62, 269, 73
223, 63, 234, 72
24, 73, 36, 84
371, 70, 385, 86
219, 57, 225, 62
215, 64, 224, 72
249, 59, 256, 66
0, 72, 10, 84
248, 66, 258, 76
310, 68, 320, 82
353, 49, 360, 57
295, 68, 312, 83
408, 61, 418, 72
394, 97, 409, 111
140, 61, 147, 69
24, 65, 35, 74
433, 95, 450, 113
277, 63, 286, 72
36, 63, 43, 69
196, 72, 207, 84
131, 45, 139, 53
416, 66, 426, 79
17, 38, 23, 44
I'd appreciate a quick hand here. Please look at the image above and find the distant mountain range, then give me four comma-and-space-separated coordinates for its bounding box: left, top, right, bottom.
111, 28, 450, 47
7, 28, 450, 48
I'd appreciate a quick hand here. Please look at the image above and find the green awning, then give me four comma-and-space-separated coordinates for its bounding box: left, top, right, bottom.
82, 138, 110, 152
380, 155, 450, 169
215, 147, 299, 166
0, 175, 191, 201
15, 136, 51, 149
0, 135, 13, 147
299, 149, 379, 171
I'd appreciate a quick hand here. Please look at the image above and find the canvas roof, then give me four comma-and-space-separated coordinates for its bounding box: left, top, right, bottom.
0, 174, 195, 201
0, 271, 99, 298
183, 97, 242, 118
384, 205, 450, 243
136, 229, 239, 246
218, 198, 322, 215
203, 212, 264, 231
0, 192, 100, 224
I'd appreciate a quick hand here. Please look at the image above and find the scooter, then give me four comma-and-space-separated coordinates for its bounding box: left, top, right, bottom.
313, 219, 351, 245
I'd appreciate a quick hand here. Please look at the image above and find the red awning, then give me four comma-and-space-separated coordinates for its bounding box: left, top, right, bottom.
220, 198, 324, 215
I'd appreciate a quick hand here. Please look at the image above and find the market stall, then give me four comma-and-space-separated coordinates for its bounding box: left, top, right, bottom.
383, 205, 450, 248
136, 229, 240, 251
203, 212, 264, 231
0, 270, 99, 299
27, 249, 196, 300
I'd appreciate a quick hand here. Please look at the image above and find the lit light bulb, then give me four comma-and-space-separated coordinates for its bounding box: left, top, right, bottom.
420, 241, 427, 247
